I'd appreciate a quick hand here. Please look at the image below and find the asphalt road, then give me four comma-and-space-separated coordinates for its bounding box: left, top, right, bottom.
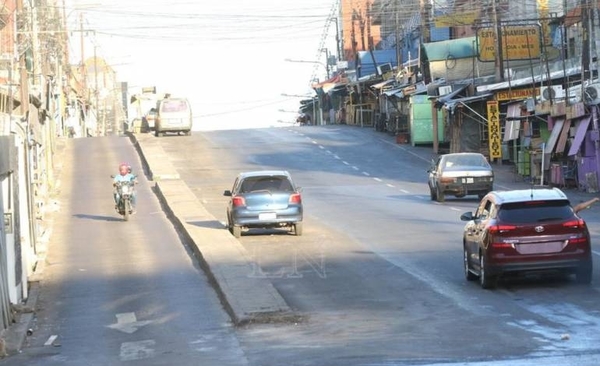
2, 136, 247, 366
156, 125, 600, 366
8, 125, 600, 366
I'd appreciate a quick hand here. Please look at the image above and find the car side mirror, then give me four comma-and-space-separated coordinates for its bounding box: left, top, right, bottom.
460, 212, 474, 221
296, 186, 303, 193
223, 190, 232, 197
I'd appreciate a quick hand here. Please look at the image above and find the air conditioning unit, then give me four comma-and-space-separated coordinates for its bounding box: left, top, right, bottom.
377, 63, 392, 75
438, 85, 452, 96
584, 83, 600, 105
540, 85, 564, 102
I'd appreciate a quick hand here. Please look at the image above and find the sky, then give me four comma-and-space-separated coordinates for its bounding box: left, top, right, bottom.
66, 0, 338, 130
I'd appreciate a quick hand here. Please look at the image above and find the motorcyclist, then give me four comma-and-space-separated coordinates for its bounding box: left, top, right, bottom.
113, 162, 137, 212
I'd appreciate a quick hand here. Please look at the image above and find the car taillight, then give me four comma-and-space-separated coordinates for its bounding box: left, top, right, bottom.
289, 193, 302, 204
440, 177, 456, 184
232, 196, 246, 207
492, 242, 514, 249
488, 225, 517, 234
567, 237, 588, 245
563, 219, 586, 229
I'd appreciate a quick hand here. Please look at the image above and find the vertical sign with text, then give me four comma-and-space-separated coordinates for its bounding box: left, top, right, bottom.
487, 101, 502, 159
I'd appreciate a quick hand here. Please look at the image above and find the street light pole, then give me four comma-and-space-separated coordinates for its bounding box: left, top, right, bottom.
284, 58, 329, 81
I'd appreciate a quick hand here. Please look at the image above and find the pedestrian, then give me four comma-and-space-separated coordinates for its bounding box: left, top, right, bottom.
573, 197, 600, 214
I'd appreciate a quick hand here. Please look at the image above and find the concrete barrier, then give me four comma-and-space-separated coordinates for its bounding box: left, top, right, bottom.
129, 133, 294, 325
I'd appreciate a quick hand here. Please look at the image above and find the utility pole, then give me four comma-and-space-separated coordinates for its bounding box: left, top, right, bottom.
93, 44, 100, 136
395, 0, 401, 70
16, 0, 29, 118
80, 13, 87, 136
420, 0, 438, 153
492, 0, 505, 82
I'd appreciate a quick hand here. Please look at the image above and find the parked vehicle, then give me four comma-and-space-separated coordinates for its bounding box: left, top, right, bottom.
113, 178, 136, 221
154, 97, 193, 137
461, 188, 593, 289
224, 171, 303, 238
428, 152, 494, 202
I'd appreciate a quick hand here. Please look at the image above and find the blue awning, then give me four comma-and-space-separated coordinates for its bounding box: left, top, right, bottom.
356, 50, 398, 78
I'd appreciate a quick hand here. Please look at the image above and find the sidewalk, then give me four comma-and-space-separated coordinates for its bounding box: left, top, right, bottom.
363, 126, 599, 206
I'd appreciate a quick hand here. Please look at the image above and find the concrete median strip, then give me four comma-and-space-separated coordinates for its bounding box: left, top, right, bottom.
131, 133, 293, 325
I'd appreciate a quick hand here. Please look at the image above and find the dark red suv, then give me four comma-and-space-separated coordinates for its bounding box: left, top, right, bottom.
461, 188, 593, 289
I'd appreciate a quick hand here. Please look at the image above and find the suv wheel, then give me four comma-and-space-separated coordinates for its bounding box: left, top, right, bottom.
479, 253, 496, 289
575, 263, 592, 285
464, 246, 477, 281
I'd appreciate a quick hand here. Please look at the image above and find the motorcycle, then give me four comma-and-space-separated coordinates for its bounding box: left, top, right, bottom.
112, 176, 136, 221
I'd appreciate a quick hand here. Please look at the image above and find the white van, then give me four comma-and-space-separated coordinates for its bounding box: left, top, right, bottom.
154, 97, 193, 137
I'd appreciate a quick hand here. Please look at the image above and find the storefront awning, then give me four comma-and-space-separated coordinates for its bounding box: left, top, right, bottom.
441, 93, 493, 112
568, 115, 592, 156
371, 79, 395, 90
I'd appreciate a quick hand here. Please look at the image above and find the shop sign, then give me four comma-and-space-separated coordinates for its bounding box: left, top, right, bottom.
477, 26, 541, 62
487, 101, 502, 159
496, 88, 539, 101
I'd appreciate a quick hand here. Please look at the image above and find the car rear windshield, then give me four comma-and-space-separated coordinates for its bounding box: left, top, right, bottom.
161, 100, 189, 113
498, 200, 573, 224
240, 176, 294, 193
444, 155, 490, 168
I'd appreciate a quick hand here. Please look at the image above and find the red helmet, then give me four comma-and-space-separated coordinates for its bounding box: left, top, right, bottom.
119, 163, 129, 174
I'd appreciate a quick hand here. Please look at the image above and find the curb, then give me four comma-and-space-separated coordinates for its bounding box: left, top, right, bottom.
128, 132, 295, 326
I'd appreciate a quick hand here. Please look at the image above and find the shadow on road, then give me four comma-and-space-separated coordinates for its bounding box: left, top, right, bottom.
186, 219, 226, 229
72, 213, 124, 222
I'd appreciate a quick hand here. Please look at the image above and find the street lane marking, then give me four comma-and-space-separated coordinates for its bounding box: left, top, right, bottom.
326, 150, 332, 154
593, 250, 600, 257
342, 161, 350, 165
362, 172, 370, 176
312, 140, 317, 144
450, 207, 462, 212
386, 184, 395, 188
333, 155, 341, 160
378, 137, 430, 162
318, 145, 325, 149
373, 177, 382, 182
44, 335, 58, 346
400, 189, 409, 194
352, 166, 359, 170
120, 340, 156, 362
107, 312, 153, 334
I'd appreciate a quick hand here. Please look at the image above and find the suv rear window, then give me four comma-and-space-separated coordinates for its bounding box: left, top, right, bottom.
498, 200, 573, 224
240, 176, 293, 193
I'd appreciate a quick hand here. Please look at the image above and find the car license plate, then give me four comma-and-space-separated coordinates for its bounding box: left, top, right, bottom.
464, 177, 474, 183
259, 213, 276, 220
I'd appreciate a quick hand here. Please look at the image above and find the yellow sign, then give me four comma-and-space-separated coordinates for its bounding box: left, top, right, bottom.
434, 10, 480, 27
496, 88, 539, 101
487, 101, 502, 159
538, 0, 552, 45
477, 26, 541, 62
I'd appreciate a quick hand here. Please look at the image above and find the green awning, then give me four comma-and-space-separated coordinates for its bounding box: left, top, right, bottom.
423, 36, 477, 62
